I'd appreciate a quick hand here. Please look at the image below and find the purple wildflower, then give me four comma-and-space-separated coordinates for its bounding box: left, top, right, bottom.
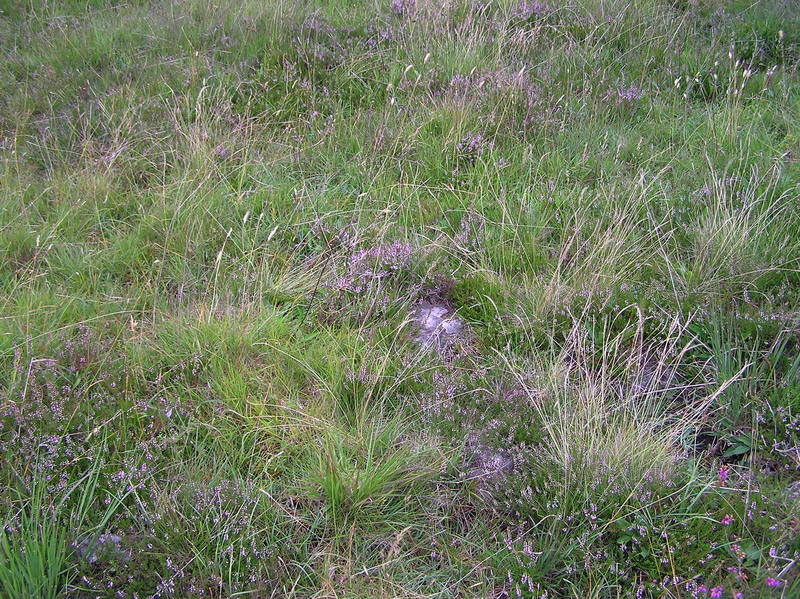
710, 586, 723, 598
720, 514, 734, 526
390, 0, 414, 16
336, 241, 415, 293
607, 84, 645, 106
718, 465, 729, 483
457, 132, 494, 162
512, 1, 546, 20
765, 577, 782, 587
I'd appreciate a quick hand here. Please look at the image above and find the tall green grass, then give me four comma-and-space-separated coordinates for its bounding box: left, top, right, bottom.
1, 0, 799, 596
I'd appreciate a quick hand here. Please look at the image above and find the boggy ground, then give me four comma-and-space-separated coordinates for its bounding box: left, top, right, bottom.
1, 0, 800, 597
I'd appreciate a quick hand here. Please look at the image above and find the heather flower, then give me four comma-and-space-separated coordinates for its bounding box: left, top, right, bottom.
607, 84, 645, 106
390, 0, 414, 15
718, 465, 729, 483
512, 1, 546, 20
336, 241, 416, 293
457, 132, 494, 163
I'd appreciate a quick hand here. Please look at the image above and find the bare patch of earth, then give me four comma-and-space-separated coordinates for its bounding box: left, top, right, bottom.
412, 300, 466, 354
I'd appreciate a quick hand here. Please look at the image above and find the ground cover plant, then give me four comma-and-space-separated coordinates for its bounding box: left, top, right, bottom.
1, 0, 799, 597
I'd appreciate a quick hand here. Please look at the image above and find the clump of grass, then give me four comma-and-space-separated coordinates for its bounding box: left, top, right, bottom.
0, 485, 73, 599
304, 419, 442, 529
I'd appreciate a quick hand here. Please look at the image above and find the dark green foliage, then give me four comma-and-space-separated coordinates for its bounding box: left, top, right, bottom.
449, 275, 506, 324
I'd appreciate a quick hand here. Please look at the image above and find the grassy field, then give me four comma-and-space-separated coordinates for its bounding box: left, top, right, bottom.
1, 0, 800, 597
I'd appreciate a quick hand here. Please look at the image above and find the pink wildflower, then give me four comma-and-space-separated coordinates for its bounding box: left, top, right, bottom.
718, 465, 729, 483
